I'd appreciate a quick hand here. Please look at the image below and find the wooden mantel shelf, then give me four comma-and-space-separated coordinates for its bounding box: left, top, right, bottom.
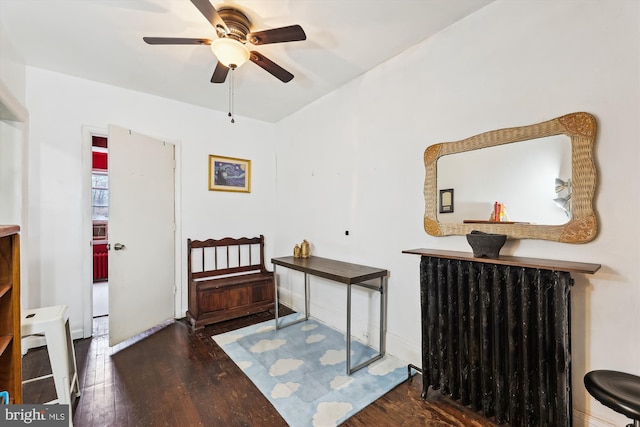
402, 248, 601, 275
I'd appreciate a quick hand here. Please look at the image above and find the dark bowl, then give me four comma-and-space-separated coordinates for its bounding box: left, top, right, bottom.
466, 231, 507, 259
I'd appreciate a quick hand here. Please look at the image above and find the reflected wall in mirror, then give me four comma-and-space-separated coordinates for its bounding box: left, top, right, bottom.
423, 112, 597, 243
436, 135, 571, 225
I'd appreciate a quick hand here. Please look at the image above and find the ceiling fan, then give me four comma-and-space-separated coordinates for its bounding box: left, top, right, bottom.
143, 0, 306, 83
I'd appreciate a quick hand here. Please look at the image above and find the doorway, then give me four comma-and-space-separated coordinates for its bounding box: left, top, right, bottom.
81, 126, 183, 343
91, 136, 109, 317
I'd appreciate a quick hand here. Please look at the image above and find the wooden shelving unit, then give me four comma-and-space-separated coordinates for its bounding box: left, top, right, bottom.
0, 225, 22, 404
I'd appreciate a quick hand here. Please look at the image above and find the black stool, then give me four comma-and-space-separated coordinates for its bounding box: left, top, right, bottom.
584, 370, 640, 427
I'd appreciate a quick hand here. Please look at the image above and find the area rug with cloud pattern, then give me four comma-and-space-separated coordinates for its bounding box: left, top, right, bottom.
213, 313, 408, 427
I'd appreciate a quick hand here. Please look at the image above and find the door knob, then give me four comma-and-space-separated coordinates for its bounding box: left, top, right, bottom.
114, 243, 126, 251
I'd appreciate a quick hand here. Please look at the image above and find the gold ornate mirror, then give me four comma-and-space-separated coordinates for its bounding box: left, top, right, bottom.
423, 112, 597, 243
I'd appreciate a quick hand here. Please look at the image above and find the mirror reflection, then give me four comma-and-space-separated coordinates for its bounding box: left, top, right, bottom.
436, 135, 571, 225
423, 112, 598, 243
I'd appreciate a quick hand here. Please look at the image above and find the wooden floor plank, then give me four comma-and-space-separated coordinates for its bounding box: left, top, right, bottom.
22, 309, 499, 426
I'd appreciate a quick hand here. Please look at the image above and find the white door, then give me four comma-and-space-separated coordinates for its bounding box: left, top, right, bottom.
108, 125, 176, 346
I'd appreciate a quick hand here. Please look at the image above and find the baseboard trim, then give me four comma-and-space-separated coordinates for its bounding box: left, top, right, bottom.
22, 328, 85, 354
573, 409, 617, 427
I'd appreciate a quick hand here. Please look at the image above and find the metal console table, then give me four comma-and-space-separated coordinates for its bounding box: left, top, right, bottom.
271, 256, 388, 375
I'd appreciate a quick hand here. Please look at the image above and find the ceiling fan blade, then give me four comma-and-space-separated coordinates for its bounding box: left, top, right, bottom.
143, 37, 212, 45
190, 0, 230, 35
248, 25, 306, 45
249, 51, 294, 83
211, 62, 229, 83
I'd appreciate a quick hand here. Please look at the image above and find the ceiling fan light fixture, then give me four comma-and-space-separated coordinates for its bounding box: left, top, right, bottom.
211, 38, 250, 68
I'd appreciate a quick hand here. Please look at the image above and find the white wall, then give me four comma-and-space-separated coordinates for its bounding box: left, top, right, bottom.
274, 1, 639, 425
0, 20, 30, 307
23, 67, 278, 338
0, 22, 26, 107
0, 120, 23, 224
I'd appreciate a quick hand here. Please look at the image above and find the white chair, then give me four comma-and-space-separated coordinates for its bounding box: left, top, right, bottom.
22, 305, 81, 425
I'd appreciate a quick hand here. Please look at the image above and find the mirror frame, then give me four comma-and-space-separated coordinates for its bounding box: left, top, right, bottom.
423, 112, 597, 243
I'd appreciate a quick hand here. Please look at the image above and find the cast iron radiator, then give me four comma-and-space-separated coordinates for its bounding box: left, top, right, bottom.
420, 256, 573, 426
93, 251, 108, 281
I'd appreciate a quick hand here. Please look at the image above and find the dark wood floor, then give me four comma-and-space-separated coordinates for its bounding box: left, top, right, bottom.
22, 309, 499, 426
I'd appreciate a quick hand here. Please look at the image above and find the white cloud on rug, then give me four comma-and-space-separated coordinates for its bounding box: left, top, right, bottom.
320, 349, 346, 365
237, 361, 252, 370
330, 375, 353, 390
306, 334, 325, 344
368, 356, 405, 376
269, 358, 304, 376
250, 338, 286, 353
301, 324, 318, 331
312, 402, 353, 427
271, 382, 301, 398
213, 334, 243, 346
256, 325, 276, 333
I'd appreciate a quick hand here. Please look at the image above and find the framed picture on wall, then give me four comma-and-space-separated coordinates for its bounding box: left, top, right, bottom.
209, 155, 251, 193
439, 188, 454, 213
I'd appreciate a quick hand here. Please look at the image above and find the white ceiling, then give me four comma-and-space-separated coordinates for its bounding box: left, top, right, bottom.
0, 0, 493, 123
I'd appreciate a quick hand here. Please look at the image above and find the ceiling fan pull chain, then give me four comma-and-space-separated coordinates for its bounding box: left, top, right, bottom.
227, 77, 231, 119
229, 67, 236, 123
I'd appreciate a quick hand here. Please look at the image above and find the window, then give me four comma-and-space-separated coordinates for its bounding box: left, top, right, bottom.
92, 172, 109, 220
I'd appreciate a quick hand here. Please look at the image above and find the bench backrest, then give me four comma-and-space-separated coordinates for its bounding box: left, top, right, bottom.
187, 235, 268, 280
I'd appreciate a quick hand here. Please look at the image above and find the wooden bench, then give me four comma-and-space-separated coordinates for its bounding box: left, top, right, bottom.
186, 235, 275, 330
